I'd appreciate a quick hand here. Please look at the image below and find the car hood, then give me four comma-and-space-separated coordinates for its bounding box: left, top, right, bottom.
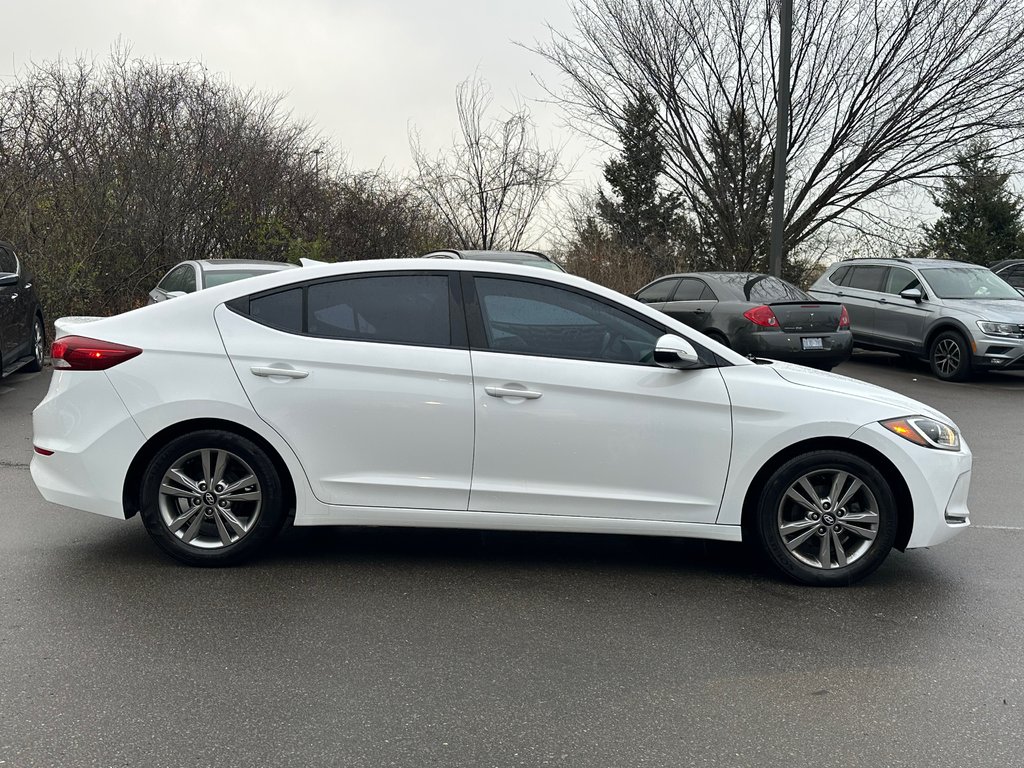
940, 298, 1024, 321
768, 361, 953, 424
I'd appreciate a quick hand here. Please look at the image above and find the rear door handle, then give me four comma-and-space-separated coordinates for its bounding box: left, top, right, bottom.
485, 385, 543, 400
250, 366, 309, 379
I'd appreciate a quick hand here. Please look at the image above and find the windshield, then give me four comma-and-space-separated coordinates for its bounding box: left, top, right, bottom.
920, 267, 1021, 300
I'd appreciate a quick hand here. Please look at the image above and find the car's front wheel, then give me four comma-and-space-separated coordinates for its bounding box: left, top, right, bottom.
139, 430, 285, 565
929, 330, 972, 382
754, 451, 898, 586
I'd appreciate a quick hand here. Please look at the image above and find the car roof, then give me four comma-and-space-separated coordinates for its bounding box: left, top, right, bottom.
195, 259, 297, 271
834, 257, 981, 269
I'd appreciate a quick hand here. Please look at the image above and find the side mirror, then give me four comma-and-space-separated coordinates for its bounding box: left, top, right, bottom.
166, 290, 187, 299
900, 288, 923, 302
0, 273, 17, 287
653, 334, 703, 369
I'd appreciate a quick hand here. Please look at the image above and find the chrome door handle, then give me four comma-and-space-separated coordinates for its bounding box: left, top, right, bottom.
485, 385, 542, 400
250, 366, 309, 379
9, 293, 17, 300
23, 282, 31, 289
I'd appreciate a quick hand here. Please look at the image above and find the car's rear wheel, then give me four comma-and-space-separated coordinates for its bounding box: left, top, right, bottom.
929, 330, 971, 382
754, 451, 898, 586
139, 430, 285, 565
22, 316, 45, 373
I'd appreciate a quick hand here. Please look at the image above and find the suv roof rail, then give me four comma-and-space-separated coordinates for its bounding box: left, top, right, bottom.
838, 257, 913, 265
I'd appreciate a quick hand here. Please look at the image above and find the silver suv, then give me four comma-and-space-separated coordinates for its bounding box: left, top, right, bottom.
809, 258, 1024, 381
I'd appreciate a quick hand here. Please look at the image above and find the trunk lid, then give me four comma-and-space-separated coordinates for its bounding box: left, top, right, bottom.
767, 301, 843, 333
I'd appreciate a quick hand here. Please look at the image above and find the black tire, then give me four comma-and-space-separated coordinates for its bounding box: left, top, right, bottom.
21, 315, 45, 373
929, 330, 972, 382
753, 450, 898, 586
139, 430, 285, 566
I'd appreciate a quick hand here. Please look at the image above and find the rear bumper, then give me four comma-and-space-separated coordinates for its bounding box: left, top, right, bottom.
30, 370, 146, 519
741, 329, 853, 367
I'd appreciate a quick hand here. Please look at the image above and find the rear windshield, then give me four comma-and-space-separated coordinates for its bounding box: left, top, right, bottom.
920, 267, 1021, 299
205, 269, 287, 288
744, 275, 810, 302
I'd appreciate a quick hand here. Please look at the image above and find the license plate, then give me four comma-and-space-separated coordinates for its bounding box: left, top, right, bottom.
802, 337, 824, 350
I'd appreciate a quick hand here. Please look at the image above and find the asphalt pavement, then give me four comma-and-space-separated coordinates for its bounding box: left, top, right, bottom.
1, 354, 1022, 768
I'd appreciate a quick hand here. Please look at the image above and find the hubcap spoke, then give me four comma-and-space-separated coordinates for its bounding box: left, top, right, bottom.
831, 529, 848, 567
213, 509, 233, 546
160, 482, 196, 498
839, 521, 876, 541
781, 519, 819, 534
182, 509, 206, 542
785, 526, 820, 551
201, 450, 214, 487
221, 474, 256, 495
212, 451, 228, 488
827, 471, 849, 508
167, 468, 202, 495
219, 507, 249, 537
168, 505, 202, 533
222, 490, 260, 503
834, 478, 864, 511
797, 478, 823, 510
818, 528, 832, 568
785, 486, 820, 515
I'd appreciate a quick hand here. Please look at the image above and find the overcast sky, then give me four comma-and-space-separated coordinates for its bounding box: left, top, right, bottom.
6, 0, 604, 187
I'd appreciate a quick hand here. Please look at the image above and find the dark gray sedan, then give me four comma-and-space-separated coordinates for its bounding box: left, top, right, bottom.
635, 272, 853, 370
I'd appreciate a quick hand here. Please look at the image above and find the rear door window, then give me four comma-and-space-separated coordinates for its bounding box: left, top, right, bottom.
846, 266, 888, 292
636, 278, 679, 304
673, 278, 710, 301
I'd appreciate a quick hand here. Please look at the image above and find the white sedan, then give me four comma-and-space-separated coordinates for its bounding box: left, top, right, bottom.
30, 259, 971, 585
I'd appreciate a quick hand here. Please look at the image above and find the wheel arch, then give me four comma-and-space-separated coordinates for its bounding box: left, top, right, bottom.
924, 320, 974, 356
122, 418, 297, 522
740, 436, 913, 552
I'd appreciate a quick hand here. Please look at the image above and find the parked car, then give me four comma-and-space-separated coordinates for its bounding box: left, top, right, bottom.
422, 249, 565, 272
0, 241, 45, 378
634, 272, 852, 370
990, 259, 1024, 292
149, 259, 297, 303
32, 259, 971, 586
809, 258, 1024, 381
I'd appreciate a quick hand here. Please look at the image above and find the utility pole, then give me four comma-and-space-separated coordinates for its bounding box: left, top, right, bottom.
770, 0, 792, 278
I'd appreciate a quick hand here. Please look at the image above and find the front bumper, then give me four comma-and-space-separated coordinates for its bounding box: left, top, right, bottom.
850, 421, 971, 549
972, 334, 1024, 370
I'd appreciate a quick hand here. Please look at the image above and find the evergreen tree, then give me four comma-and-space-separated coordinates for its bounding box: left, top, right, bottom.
692, 106, 774, 272
923, 141, 1024, 266
596, 91, 684, 273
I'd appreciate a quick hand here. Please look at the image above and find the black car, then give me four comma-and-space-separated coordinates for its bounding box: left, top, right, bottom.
0, 241, 45, 378
635, 272, 852, 370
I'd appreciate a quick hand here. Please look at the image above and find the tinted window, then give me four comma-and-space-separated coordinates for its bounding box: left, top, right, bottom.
475, 277, 663, 364
829, 265, 850, 285
999, 265, 1024, 287
674, 278, 709, 301
307, 275, 451, 346
251, 288, 303, 332
846, 266, 888, 292
0, 247, 17, 275
636, 278, 679, 304
746, 276, 809, 302
884, 267, 921, 295
159, 265, 196, 294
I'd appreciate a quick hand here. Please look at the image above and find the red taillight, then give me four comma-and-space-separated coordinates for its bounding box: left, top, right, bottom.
33, 446, 54, 456
743, 305, 779, 328
838, 305, 850, 330
51, 336, 142, 371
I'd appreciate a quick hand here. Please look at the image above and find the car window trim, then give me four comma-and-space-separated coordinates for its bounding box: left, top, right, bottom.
228, 269, 469, 350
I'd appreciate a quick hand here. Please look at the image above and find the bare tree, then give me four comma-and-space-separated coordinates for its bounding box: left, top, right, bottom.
411, 76, 564, 250
536, 0, 1024, 266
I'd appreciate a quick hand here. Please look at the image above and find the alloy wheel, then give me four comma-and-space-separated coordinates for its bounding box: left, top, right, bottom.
777, 469, 879, 570
157, 448, 262, 549
933, 338, 961, 378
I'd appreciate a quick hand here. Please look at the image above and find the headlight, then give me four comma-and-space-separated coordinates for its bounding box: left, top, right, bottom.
977, 320, 1023, 338
881, 416, 960, 451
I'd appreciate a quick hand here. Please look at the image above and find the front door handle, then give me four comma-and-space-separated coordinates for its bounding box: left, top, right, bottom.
485, 385, 542, 400
250, 366, 309, 379
9, 293, 17, 300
